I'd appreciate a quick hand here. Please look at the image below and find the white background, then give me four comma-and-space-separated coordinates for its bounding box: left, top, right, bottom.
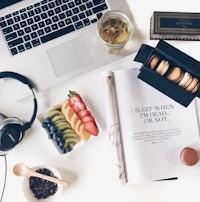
1, 0, 200, 201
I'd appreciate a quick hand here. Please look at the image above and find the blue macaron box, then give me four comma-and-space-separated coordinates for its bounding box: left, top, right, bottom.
134, 40, 200, 107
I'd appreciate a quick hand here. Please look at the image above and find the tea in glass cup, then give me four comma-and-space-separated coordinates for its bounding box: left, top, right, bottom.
97, 10, 133, 49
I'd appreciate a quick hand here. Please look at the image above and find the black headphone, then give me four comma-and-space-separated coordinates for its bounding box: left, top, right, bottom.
0, 71, 37, 153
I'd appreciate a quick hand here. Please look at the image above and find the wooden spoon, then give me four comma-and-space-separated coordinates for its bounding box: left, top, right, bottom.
13, 163, 69, 187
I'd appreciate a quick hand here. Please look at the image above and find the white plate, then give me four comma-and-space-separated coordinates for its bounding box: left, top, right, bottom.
23, 166, 62, 202
37, 101, 101, 155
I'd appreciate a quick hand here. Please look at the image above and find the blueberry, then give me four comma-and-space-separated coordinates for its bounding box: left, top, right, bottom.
59, 146, 66, 154
48, 132, 54, 139
46, 123, 54, 131
42, 121, 48, 128
59, 145, 71, 154
56, 136, 61, 142
56, 130, 62, 137
45, 117, 51, 123
52, 132, 57, 141
50, 125, 56, 132
42, 118, 52, 128
64, 146, 71, 153
57, 139, 64, 147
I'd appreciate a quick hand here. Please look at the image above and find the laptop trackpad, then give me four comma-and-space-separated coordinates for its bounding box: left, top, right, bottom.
47, 36, 93, 77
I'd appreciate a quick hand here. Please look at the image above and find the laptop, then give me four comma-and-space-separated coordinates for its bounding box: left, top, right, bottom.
0, 0, 141, 97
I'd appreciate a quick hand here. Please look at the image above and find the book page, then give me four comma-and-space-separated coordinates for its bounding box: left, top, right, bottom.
113, 68, 200, 183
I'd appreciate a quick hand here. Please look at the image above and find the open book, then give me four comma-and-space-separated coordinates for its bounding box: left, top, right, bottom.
104, 68, 200, 184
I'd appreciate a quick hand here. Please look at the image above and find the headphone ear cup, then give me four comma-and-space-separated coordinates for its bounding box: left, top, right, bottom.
0, 117, 24, 151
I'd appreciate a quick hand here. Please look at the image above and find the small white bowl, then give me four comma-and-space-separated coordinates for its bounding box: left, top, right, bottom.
23, 165, 62, 202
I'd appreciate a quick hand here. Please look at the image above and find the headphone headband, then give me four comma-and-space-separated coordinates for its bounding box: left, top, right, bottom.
0, 71, 37, 131
0, 71, 34, 88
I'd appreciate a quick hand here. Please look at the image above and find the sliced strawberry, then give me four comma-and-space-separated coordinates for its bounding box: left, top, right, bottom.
68, 90, 86, 113
84, 121, 99, 136
67, 90, 98, 136
70, 95, 83, 103
78, 109, 91, 118
68, 90, 83, 103
68, 99, 74, 107
81, 115, 95, 122
72, 102, 86, 113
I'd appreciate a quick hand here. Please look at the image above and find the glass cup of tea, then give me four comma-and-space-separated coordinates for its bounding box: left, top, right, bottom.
97, 10, 133, 50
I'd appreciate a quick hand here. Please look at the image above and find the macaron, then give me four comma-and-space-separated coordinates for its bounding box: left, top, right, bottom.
180, 147, 199, 166
186, 77, 199, 93
148, 55, 160, 70
191, 81, 199, 93
156, 60, 170, 76
166, 67, 183, 83
182, 73, 193, 88
178, 72, 192, 87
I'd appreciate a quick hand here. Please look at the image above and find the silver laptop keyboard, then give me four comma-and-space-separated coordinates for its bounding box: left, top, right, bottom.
0, 0, 108, 56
